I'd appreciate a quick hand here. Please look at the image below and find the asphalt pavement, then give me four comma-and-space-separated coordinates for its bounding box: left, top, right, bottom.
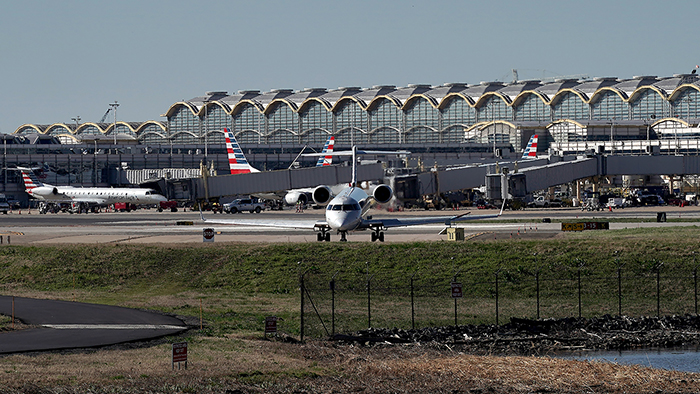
0, 296, 187, 354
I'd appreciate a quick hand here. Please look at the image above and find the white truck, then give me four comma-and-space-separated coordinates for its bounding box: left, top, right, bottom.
223, 198, 265, 214
528, 196, 562, 208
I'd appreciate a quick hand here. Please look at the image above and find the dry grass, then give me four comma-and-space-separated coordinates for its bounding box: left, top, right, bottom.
0, 334, 699, 393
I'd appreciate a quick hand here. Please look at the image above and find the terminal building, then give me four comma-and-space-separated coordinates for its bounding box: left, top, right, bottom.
5, 73, 700, 203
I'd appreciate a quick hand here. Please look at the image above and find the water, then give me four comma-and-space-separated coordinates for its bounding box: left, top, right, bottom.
556, 347, 700, 372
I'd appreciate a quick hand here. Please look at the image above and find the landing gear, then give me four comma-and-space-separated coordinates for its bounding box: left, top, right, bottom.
370, 227, 385, 242
316, 228, 331, 242
339, 231, 348, 242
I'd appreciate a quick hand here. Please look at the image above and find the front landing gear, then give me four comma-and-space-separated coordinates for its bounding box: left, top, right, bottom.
316, 230, 331, 242
370, 227, 385, 242
339, 231, 348, 242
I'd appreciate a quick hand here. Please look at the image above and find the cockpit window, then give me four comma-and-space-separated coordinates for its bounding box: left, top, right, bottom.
332, 205, 342, 211
342, 204, 358, 211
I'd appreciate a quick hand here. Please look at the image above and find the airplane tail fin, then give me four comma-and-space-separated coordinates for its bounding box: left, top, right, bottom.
522, 134, 538, 159
18, 167, 45, 192
224, 128, 260, 174
315, 136, 335, 167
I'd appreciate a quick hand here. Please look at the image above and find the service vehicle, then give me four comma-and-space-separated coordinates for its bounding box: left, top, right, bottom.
223, 198, 265, 214
0, 194, 10, 214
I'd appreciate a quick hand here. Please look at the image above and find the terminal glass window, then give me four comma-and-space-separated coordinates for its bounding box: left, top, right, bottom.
368, 98, 401, 141
671, 88, 700, 119
591, 91, 629, 120
301, 129, 331, 145
404, 126, 439, 144
335, 100, 368, 135
442, 124, 468, 143
335, 126, 369, 145
169, 106, 199, 135
369, 126, 400, 144
203, 104, 232, 145
171, 132, 198, 144
233, 103, 264, 134
76, 124, 102, 136
405, 97, 439, 130
513, 93, 550, 122
237, 130, 262, 144
552, 92, 589, 120
267, 129, 298, 144
267, 102, 299, 135
631, 89, 668, 120
442, 96, 477, 129
300, 101, 333, 133
137, 123, 166, 144
477, 96, 512, 122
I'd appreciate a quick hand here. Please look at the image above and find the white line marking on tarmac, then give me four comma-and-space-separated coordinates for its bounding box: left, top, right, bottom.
42, 324, 187, 330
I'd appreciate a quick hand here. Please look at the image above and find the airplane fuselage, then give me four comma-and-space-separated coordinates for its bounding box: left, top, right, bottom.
324, 187, 371, 232
28, 186, 167, 206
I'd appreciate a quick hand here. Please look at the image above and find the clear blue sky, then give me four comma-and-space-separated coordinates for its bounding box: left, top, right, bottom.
1, 0, 698, 134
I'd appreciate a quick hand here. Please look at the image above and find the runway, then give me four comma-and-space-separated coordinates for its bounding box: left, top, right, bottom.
0, 205, 699, 244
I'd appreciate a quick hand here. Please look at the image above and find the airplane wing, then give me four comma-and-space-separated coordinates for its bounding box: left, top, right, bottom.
200, 212, 323, 230
360, 200, 506, 229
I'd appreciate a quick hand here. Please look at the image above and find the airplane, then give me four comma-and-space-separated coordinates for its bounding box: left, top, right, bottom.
201, 146, 505, 242
522, 134, 538, 159
223, 128, 336, 205
18, 167, 168, 213
224, 128, 260, 175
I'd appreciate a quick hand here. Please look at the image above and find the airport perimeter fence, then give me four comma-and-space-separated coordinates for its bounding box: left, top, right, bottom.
299, 265, 700, 341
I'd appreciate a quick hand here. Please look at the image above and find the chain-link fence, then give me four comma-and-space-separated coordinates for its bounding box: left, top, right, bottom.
299, 266, 700, 341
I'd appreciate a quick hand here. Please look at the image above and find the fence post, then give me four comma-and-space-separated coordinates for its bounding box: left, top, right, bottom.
300, 267, 306, 343
366, 262, 372, 329
536, 270, 540, 320
331, 271, 338, 336
410, 271, 417, 330
577, 265, 582, 318
617, 267, 622, 316
694, 266, 698, 315
655, 263, 663, 317
495, 269, 500, 326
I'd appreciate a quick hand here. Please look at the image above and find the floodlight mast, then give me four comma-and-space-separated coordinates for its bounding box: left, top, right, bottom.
109, 101, 119, 145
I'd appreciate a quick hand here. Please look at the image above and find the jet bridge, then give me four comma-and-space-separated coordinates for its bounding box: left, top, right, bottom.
194, 163, 385, 200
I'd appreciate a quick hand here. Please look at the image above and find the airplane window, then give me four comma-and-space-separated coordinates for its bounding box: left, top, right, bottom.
326, 205, 333, 210
342, 204, 355, 211
332, 205, 342, 211
353, 203, 361, 210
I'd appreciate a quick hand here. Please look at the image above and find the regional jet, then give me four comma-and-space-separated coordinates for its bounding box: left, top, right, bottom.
18, 167, 168, 212
202, 146, 504, 242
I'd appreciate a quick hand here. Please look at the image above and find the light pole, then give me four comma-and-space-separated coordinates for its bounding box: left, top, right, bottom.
109, 101, 119, 145
71, 116, 81, 127
609, 118, 614, 154
202, 98, 209, 163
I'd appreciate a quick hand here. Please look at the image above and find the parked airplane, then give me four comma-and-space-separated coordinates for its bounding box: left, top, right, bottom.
522, 134, 538, 159
202, 146, 505, 242
223, 129, 336, 205
18, 167, 167, 213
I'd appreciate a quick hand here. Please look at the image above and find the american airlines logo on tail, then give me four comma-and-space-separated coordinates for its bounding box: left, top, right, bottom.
315, 136, 335, 167
522, 134, 538, 159
20, 168, 43, 194
224, 128, 260, 174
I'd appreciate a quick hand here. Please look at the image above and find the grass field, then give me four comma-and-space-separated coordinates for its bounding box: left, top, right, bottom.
1, 227, 700, 392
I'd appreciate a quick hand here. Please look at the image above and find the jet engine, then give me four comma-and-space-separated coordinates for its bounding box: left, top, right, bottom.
312, 185, 333, 205
284, 191, 310, 206
372, 184, 393, 204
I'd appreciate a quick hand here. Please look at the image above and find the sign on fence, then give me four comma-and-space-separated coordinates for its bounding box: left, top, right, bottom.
265, 316, 278, 335
562, 222, 609, 232
451, 282, 463, 298
172, 342, 187, 370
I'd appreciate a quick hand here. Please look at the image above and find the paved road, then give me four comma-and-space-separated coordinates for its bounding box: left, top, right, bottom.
0, 296, 187, 354
0, 205, 699, 243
